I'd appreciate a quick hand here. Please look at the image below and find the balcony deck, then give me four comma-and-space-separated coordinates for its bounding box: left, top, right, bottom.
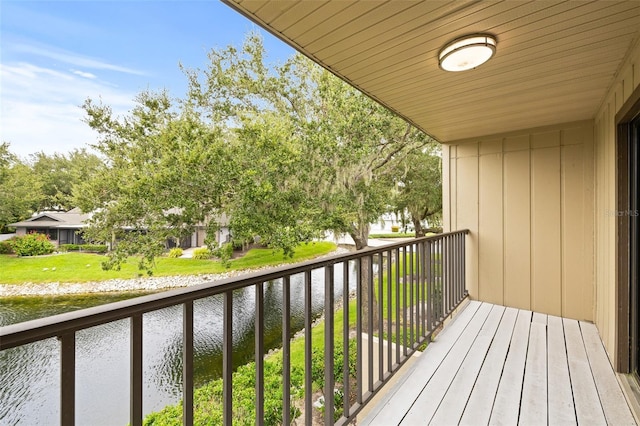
360, 300, 637, 425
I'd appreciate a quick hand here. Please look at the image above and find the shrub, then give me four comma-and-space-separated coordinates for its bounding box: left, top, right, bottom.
79, 244, 108, 253
12, 233, 55, 256
192, 247, 212, 260
0, 240, 14, 254
212, 243, 232, 268
59, 244, 80, 252
168, 248, 183, 258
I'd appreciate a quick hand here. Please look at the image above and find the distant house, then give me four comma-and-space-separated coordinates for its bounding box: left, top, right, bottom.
8, 208, 231, 249
8, 208, 90, 246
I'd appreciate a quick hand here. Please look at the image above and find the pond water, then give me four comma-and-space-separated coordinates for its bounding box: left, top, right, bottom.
0, 263, 356, 425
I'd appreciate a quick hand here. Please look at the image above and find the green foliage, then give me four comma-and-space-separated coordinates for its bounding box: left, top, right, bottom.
192, 247, 211, 260
30, 148, 104, 212
390, 145, 443, 236
144, 359, 302, 425
167, 247, 183, 258
59, 244, 107, 253
11, 233, 55, 256
81, 244, 108, 253
0, 239, 14, 254
211, 242, 232, 267
0, 143, 41, 232
77, 32, 435, 275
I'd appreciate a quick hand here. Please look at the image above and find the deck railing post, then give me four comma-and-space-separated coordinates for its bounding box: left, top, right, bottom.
426, 240, 433, 333
324, 264, 335, 425
183, 301, 194, 426
255, 283, 264, 424
223, 291, 233, 426
356, 257, 363, 405
59, 332, 76, 426
343, 261, 351, 418
304, 270, 313, 423
282, 276, 291, 425
131, 314, 143, 426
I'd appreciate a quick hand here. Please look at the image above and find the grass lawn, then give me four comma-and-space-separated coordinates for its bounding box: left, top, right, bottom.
0, 241, 337, 285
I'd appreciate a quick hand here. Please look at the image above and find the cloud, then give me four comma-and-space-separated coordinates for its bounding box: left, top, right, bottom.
72, 70, 97, 79
0, 62, 136, 158
11, 43, 146, 76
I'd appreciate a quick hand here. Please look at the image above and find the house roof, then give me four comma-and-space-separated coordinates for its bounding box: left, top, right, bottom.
222, 1, 640, 142
8, 209, 91, 229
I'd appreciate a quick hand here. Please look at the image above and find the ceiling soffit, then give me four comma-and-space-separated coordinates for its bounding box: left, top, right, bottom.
223, 1, 640, 142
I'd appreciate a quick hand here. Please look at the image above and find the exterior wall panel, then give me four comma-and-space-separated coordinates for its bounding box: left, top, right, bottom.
531, 146, 562, 316
444, 120, 594, 321
456, 156, 479, 299
589, 37, 639, 367
504, 149, 531, 309
478, 152, 504, 304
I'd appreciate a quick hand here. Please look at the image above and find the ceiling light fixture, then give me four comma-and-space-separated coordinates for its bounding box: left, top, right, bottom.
438, 34, 497, 72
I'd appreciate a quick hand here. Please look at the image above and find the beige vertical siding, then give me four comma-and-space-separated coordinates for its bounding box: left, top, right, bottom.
593, 37, 640, 367
444, 121, 595, 321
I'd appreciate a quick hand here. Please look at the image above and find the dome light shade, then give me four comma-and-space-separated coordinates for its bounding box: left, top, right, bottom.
438, 34, 497, 72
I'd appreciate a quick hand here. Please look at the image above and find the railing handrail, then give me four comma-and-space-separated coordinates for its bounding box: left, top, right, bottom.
0, 230, 468, 350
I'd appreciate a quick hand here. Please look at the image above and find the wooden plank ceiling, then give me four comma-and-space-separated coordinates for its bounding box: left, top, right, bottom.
222, 1, 640, 143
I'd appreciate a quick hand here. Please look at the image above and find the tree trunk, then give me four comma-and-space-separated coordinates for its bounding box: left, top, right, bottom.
350, 223, 379, 332
413, 217, 425, 237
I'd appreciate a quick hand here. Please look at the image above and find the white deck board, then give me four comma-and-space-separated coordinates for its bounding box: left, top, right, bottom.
400, 303, 494, 424
363, 300, 481, 425
359, 302, 636, 426
459, 307, 519, 426
429, 304, 505, 425
489, 309, 532, 425
547, 315, 576, 425
581, 321, 636, 425
564, 318, 607, 425
519, 321, 548, 424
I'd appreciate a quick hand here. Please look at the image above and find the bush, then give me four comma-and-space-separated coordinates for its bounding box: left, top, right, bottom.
79, 244, 108, 253
12, 233, 55, 256
212, 243, 232, 267
192, 247, 212, 260
168, 248, 183, 258
0, 240, 14, 254
59, 244, 80, 252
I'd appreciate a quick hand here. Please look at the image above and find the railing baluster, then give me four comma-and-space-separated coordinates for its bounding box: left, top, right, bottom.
395, 247, 401, 365
402, 245, 407, 357
324, 264, 335, 425
356, 258, 363, 405
183, 302, 194, 426
60, 332, 75, 426
131, 314, 143, 426
409, 244, 414, 348
426, 240, 432, 334
343, 261, 350, 419
282, 276, 291, 426
443, 235, 448, 312
448, 235, 453, 310
304, 270, 313, 424
463, 231, 467, 295
367, 254, 374, 393
378, 252, 384, 384
386, 249, 392, 373
223, 291, 233, 426
255, 283, 264, 424
420, 241, 426, 340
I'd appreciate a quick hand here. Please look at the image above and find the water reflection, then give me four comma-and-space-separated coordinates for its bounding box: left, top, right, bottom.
0, 262, 356, 425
